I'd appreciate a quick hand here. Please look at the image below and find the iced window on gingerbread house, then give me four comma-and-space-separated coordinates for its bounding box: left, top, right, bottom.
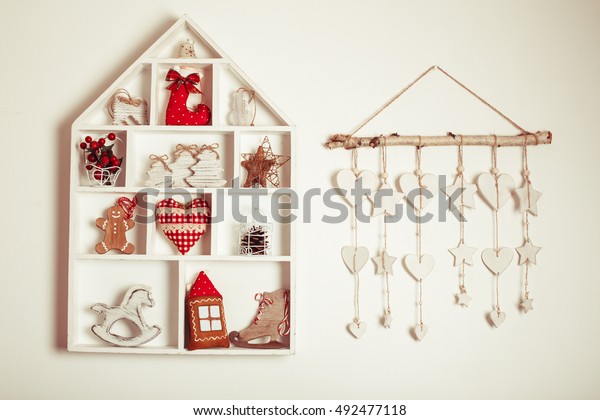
198, 305, 222, 331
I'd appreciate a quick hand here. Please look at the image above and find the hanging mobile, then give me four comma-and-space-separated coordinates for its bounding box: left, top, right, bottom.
477, 137, 515, 327
443, 136, 478, 307
335, 149, 376, 338
399, 139, 437, 341
515, 136, 542, 313
371, 137, 402, 327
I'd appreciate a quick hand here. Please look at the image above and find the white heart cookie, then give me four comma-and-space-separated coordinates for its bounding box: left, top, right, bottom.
335, 169, 378, 207
490, 311, 506, 327
414, 324, 428, 341
477, 173, 515, 210
404, 254, 435, 280
348, 322, 367, 338
481, 248, 513, 275
341, 246, 369, 274
399, 173, 438, 210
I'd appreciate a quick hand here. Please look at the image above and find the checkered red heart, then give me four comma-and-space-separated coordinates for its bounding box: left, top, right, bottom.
156, 198, 210, 254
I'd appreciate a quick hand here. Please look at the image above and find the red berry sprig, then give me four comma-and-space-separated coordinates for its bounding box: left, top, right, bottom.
80, 133, 123, 184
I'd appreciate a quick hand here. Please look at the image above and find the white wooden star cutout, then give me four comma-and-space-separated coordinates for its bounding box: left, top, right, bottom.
456, 292, 472, 307
442, 176, 478, 209
516, 240, 542, 265
515, 185, 542, 216
449, 242, 477, 266
383, 311, 392, 328
372, 184, 404, 217
521, 299, 534, 313
372, 251, 397, 275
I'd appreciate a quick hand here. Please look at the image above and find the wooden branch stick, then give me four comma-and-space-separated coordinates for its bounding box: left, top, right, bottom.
325, 131, 552, 150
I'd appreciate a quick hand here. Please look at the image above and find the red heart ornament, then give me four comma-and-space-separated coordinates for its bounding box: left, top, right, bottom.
156, 198, 210, 254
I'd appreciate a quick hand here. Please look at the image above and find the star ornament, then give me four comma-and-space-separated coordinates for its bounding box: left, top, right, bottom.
456, 292, 472, 307
383, 311, 392, 328
515, 185, 542, 216
372, 184, 404, 217
521, 299, 534, 313
372, 251, 397, 275
241, 137, 290, 188
449, 242, 477, 266
443, 176, 478, 210
516, 240, 542, 265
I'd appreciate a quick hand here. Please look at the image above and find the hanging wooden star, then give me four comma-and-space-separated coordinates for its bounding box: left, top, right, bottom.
521, 299, 534, 313
242, 136, 290, 188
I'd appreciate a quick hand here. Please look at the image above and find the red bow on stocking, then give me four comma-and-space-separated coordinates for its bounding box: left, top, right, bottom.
165, 69, 202, 94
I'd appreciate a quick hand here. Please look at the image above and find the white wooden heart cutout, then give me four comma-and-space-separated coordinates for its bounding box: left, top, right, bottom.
477, 173, 515, 210
341, 246, 369, 274
335, 169, 378, 207
404, 254, 435, 280
490, 311, 506, 328
481, 248, 513, 275
399, 173, 438, 210
414, 324, 428, 341
348, 322, 367, 338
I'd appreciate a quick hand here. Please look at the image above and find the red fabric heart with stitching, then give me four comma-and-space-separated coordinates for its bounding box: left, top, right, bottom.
156, 198, 210, 254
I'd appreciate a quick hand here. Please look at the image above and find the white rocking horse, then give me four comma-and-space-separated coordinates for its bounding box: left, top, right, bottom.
91, 285, 161, 347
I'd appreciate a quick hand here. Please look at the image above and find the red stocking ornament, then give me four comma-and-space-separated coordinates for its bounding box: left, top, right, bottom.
165, 66, 211, 126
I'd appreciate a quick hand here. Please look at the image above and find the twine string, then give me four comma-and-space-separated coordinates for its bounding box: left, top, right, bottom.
198, 143, 221, 160
457, 135, 466, 291
349, 65, 528, 137
381, 137, 392, 316
149, 154, 173, 173
175, 144, 199, 156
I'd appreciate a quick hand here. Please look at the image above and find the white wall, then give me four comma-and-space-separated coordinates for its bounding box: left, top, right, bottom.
1, 0, 599, 399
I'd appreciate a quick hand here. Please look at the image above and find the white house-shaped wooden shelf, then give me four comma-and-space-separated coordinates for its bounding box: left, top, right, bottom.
68, 15, 296, 355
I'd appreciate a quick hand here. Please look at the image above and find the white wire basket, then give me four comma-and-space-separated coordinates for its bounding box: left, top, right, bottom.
85, 164, 122, 187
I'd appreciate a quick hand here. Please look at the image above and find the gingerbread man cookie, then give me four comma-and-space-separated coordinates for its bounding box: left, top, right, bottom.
95, 205, 135, 254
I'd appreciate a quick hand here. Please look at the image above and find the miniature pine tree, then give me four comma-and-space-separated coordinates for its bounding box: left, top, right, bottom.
187, 146, 227, 187
145, 155, 173, 188
171, 144, 198, 187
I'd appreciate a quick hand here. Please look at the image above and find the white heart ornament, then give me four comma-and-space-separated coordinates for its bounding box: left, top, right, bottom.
490, 311, 506, 328
341, 246, 369, 274
348, 322, 367, 338
414, 324, 428, 341
399, 173, 438, 210
335, 169, 378, 207
481, 248, 513, 275
404, 254, 435, 280
477, 173, 515, 210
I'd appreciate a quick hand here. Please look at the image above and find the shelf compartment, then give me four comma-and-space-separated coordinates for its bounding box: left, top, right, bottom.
182, 260, 292, 352
214, 192, 292, 257
216, 64, 287, 127
126, 130, 234, 188
153, 63, 213, 126
68, 260, 179, 351
72, 191, 148, 255
145, 23, 222, 59
146, 192, 213, 257
79, 64, 151, 126
74, 130, 128, 188
239, 132, 293, 189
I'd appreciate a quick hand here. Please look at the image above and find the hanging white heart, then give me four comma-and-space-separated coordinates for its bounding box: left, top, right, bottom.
341, 246, 369, 274
414, 324, 428, 341
490, 311, 506, 328
477, 173, 515, 210
404, 254, 435, 280
481, 248, 514, 275
399, 173, 438, 210
348, 322, 367, 338
335, 169, 378, 207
